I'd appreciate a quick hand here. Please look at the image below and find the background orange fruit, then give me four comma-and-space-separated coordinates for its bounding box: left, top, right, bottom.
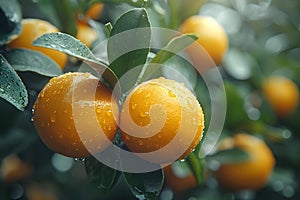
32, 72, 119, 158
85, 3, 104, 20
262, 75, 299, 117
76, 22, 98, 48
214, 133, 275, 191
163, 163, 197, 194
8, 18, 67, 69
120, 77, 204, 164
179, 16, 228, 66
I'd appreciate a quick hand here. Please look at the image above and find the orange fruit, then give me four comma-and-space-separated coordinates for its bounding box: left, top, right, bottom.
1, 154, 32, 183
163, 163, 197, 194
262, 75, 299, 117
76, 22, 98, 48
8, 18, 67, 69
85, 3, 104, 20
32, 72, 119, 158
120, 77, 204, 164
179, 16, 228, 66
214, 133, 275, 191
26, 183, 58, 200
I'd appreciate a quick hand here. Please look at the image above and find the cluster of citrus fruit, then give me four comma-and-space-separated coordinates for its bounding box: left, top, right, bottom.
7, 1, 286, 194
7, 4, 208, 163
31, 73, 204, 163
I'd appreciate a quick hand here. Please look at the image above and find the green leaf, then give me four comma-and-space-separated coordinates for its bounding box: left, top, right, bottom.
3, 49, 62, 77
0, 54, 28, 111
0, 22, 21, 45
0, 0, 22, 33
85, 156, 120, 193
32, 32, 98, 62
123, 169, 164, 200
168, 0, 206, 29
32, 32, 119, 88
186, 152, 205, 185
107, 8, 151, 79
37, 0, 77, 36
0, 0, 22, 45
91, 0, 149, 7
206, 148, 251, 166
140, 34, 198, 82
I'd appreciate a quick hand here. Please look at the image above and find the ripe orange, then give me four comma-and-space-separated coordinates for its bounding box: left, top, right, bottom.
8, 18, 67, 69
163, 163, 197, 194
76, 22, 98, 48
120, 77, 204, 164
179, 16, 228, 66
214, 133, 275, 191
85, 3, 104, 20
262, 75, 299, 117
32, 72, 119, 158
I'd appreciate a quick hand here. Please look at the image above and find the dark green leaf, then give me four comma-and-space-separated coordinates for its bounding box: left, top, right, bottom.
32, 32, 119, 88
32, 32, 98, 62
206, 148, 251, 166
91, 0, 149, 7
4, 49, 62, 77
140, 34, 198, 82
0, 54, 28, 111
37, 0, 77, 36
186, 152, 205, 185
85, 156, 120, 193
108, 8, 151, 79
0, 22, 21, 46
151, 34, 198, 64
0, 0, 22, 33
123, 169, 164, 200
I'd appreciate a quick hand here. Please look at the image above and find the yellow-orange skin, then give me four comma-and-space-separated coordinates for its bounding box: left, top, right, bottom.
120, 77, 204, 163
85, 3, 104, 20
262, 76, 299, 117
76, 22, 98, 48
33, 72, 119, 158
214, 134, 275, 191
163, 165, 197, 194
179, 16, 228, 66
8, 18, 67, 69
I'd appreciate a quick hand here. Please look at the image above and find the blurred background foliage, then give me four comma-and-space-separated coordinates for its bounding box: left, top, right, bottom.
0, 0, 300, 199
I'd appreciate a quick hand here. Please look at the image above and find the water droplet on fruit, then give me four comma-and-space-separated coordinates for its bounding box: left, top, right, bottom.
50, 115, 56, 123
106, 110, 112, 117
125, 135, 130, 140
138, 140, 144, 146
131, 103, 137, 110
168, 90, 176, 98
96, 108, 102, 114
59, 135, 63, 139
74, 157, 85, 162
145, 93, 151, 98
139, 111, 149, 118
